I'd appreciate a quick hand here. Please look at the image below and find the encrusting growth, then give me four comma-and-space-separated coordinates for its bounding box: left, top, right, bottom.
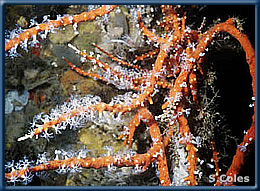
5, 5, 255, 186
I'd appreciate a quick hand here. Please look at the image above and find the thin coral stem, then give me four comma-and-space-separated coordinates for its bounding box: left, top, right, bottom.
63, 57, 106, 81
181, 14, 187, 42
135, 49, 159, 61
93, 43, 144, 71
69, 44, 122, 77
188, 71, 198, 102
118, 110, 141, 148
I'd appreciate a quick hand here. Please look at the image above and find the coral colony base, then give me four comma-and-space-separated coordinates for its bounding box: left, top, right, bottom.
5, 5, 255, 186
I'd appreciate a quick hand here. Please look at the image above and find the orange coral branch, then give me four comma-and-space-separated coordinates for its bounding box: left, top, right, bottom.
63, 57, 106, 81
162, 71, 187, 110
5, 151, 155, 181
192, 18, 255, 94
137, 11, 168, 45
190, 18, 255, 185
118, 110, 141, 148
211, 141, 221, 186
224, 116, 255, 186
5, 5, 118, 52
178, 113, 198, 186
188, 71, 198, 102
135, 49, 159, 61
138, 107, 170, 186
93, 43, 144, 71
